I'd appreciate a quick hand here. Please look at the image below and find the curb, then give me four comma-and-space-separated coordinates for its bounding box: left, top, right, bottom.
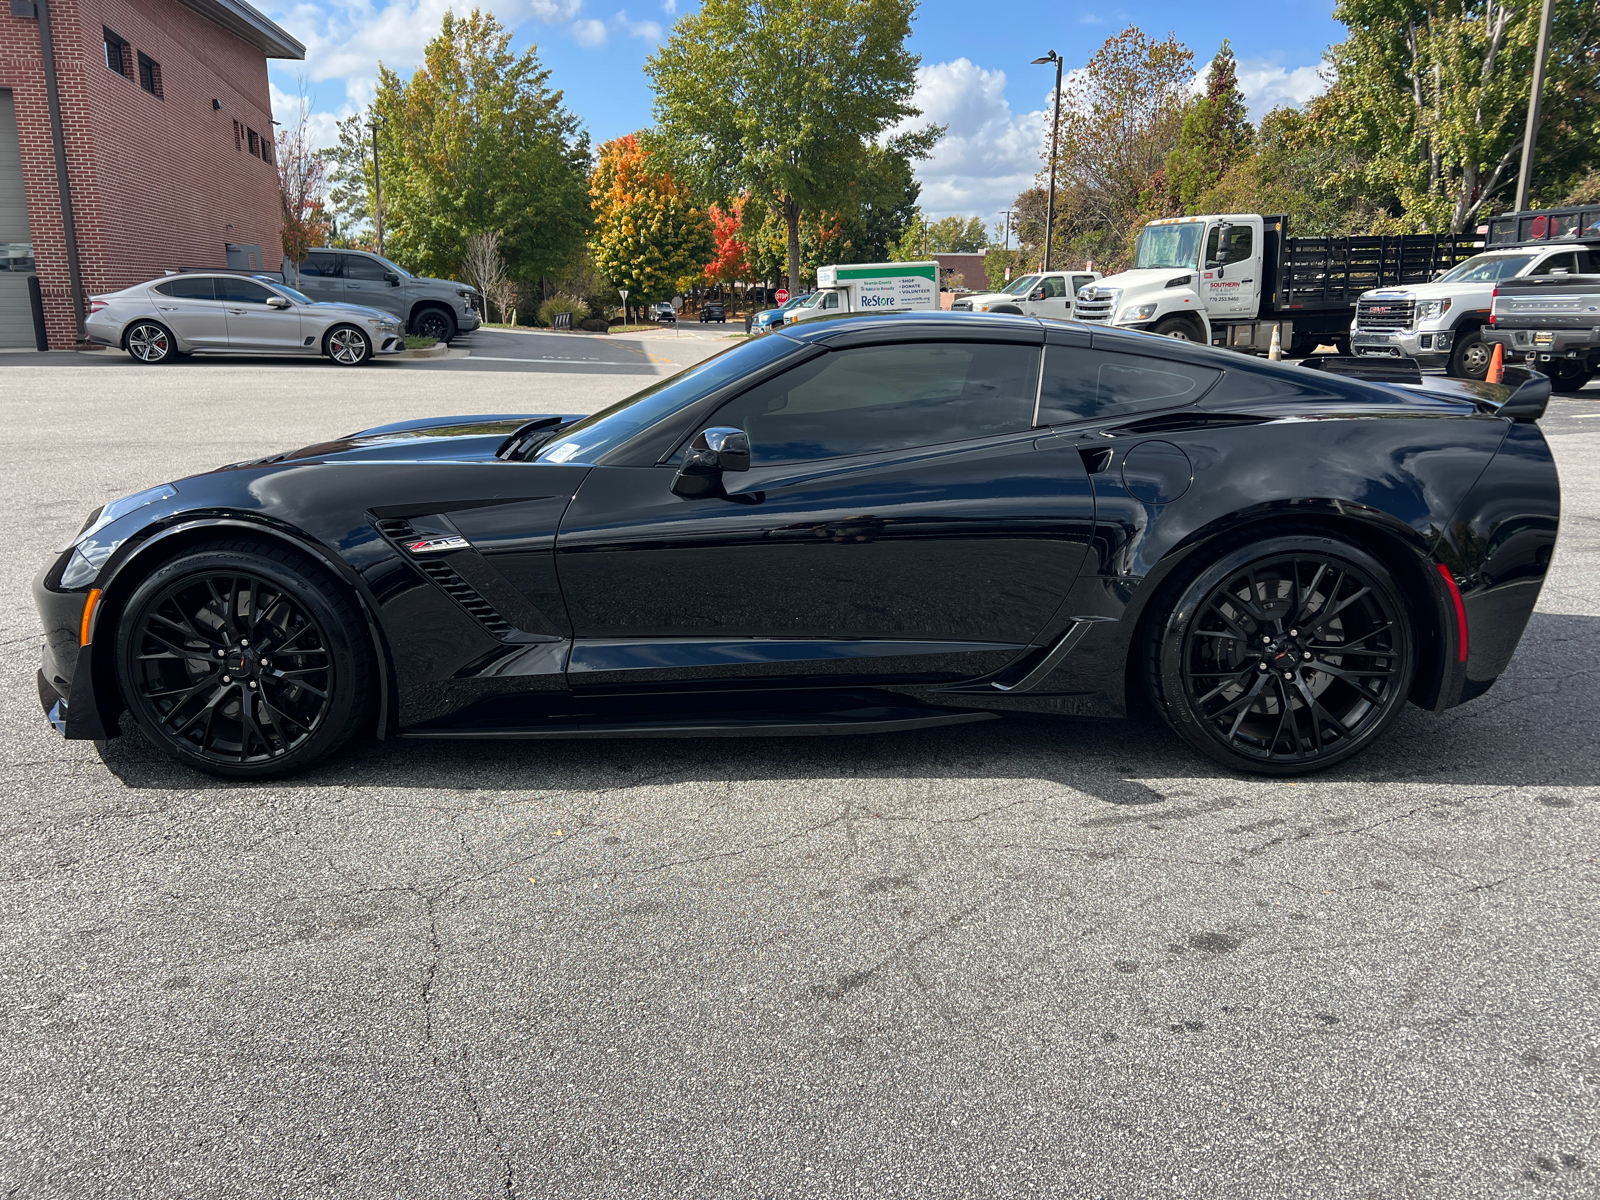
390, 342, 450, 360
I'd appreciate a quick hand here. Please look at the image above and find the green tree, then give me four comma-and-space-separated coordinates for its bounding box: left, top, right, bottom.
1317, 0, 1600, 232
324, 10, 590, 279
646, 0, 935, 295
1160, 41, 1253, 213
589, 134, 715, 307
887, 210, 990, 258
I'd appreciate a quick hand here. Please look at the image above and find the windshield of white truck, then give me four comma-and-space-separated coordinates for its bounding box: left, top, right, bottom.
1434, 253, 1537, 284
1001, 274, 1041, 296
1134, 223, 1205, 270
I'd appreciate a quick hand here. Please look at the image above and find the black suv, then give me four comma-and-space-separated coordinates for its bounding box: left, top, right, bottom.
699, 302, 727, 323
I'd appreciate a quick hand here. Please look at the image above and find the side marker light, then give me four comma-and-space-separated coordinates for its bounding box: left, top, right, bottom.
79, 588, 103, 646
1436, 564, 1468, 662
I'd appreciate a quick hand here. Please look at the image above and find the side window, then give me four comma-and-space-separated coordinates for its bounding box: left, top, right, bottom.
1037, 347, 1220, 425
215, 278, 274, 305
301, 253, 340, 277
705, 342, 1042, 464
342, 255, 390, 281
154, 277, 216, 300
1207, 225, 1254, 266
1537, 252, 1578, 276
822, 292, 840, 310
1041, 277, 1067, 299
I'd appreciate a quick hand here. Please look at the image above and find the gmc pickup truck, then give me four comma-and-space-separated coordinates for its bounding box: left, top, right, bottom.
1482, 274, 1600, 393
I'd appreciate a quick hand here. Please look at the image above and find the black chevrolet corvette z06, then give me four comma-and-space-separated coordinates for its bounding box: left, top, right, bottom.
34, 313, 1559, 779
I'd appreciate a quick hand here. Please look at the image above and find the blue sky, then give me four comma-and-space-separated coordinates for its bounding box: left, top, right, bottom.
263, 0, 1342, 230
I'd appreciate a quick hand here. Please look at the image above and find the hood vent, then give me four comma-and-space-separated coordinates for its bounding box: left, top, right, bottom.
373, 517, 513, 639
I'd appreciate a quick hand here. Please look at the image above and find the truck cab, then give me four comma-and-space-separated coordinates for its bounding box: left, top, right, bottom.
1352, 244, 1598, 379
949, 270, 1100, 320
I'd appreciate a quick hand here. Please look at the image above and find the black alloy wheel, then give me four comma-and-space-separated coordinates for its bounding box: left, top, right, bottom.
412, 307, 457, 343
325, 324, 372, 367
126, 321, 175, 364
116, 543, 372, 777
1149, 537, 1415, 775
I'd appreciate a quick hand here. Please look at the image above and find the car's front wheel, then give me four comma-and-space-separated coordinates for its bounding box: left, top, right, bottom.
325, 325, 372, 366
1153, 316, 1202, 342
125, 321, 176, 364
1547, 361, 1593, 394
412, 306, 457, 343
1146, 535, 1416, 775
115, 541, 372, 778
1449, 329, 1491, 380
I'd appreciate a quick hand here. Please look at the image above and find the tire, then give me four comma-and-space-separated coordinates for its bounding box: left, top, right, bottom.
1334, 336, 1352, 357
324, 324, 372, 367
115, 540, 373, 779
1145, 534, 1416, 776
1284, 335, 1318, 360
1153, 316, 1202, 342
125, 321, 176, 364
412, 306, 457, 343
1547, 361, 1594, 394
1448, 329, 1491, 380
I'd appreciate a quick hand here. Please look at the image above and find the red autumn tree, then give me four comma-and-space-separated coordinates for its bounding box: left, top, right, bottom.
706, 194, 752, 284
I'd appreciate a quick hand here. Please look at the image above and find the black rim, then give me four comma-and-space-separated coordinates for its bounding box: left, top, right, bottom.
416, 312, 452, 340
1181, 553, 1403, 764
129, 572, 333, 764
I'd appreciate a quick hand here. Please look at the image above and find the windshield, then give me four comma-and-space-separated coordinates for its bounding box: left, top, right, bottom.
1434, 253, 1537, 284
274, 283, 315, 304
1134, 223, 1205, 270
370, 253, 413, 278
793, 291, 826, 309
1001, 274, 1041, 296
534, 335, 801, 466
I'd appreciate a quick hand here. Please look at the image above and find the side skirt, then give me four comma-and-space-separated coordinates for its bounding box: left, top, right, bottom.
401, 706, 999, 740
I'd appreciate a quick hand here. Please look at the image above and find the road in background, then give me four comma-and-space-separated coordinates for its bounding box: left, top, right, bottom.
0, 358, 1596, 1198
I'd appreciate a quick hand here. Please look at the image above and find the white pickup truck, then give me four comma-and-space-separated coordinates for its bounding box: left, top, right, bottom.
949, 270, 1101, 320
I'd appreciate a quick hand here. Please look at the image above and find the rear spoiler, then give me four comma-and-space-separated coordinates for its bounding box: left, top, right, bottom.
1298, 356, 1551, 421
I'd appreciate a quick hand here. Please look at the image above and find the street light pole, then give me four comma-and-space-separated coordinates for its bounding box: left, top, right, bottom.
368, 114, 385, 257
1514, 0, 1556, 213
1032, 51, 1063, 272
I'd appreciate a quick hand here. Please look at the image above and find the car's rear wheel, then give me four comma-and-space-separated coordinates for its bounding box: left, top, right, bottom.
1449, 329, 1491, 380
115, 542, 372, 778
412, 306, 457, 343
1547, 361, 1593, 394
325, 324, 372, 366
1146, 535, 1416, 775
126, 321, 176, 364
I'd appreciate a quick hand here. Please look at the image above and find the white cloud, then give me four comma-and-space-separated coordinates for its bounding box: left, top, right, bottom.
890, 58, 1050, 229
571, 16, 607, 44
662, 0, 676, 12
269, 79, 353, 150
1078, 13, 1101, 23
611, 10, 662, 39
1234, 60, 1325, 118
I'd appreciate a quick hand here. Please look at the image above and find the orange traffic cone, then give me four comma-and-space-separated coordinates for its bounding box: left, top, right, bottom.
1486, 342, 1504, 384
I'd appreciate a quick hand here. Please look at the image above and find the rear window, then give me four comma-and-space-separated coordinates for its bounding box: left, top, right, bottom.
154, 277, 216, 300
1037, 346, 1220, 425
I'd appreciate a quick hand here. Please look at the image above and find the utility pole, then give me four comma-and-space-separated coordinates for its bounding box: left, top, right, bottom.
368, 114, 385, 257
1514, 0, 1555, 213
1032, 50, 1063, 271
999, 208, 1016, 252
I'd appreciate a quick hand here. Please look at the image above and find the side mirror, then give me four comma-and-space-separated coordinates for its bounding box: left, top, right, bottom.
385, 272, 400, 286
672, 427, 750, 498
266, 295, 291, 309
1029, 288, 1046, 301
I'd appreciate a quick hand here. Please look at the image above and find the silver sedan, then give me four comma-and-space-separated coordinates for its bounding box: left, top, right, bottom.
85, 272, 406, 366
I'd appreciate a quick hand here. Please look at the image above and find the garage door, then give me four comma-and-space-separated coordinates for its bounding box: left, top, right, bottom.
0, 89, 38, 350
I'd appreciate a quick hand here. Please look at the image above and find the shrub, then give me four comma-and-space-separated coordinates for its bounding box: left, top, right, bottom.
537, 293, 586, 328
578, 318, 611, 333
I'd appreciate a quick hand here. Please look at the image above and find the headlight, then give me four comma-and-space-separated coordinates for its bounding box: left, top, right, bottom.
1418, 299, 1451, 321
1121, 303, 1159, 322
60, 484, 177, 587
975, 304, 990, 312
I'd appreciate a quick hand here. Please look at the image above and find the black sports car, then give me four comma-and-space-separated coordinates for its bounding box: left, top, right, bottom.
34, 313, 1559, 779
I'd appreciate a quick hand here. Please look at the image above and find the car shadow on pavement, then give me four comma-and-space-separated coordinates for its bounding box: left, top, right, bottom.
94, 611, 1600, 801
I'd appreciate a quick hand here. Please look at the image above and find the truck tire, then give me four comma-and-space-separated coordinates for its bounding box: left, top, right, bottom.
411, 306, 457, 344
989, 305, 1023, 316
1448, 329, 1491, 380
1284, 334, 1319, 359
1548, 362, 1594, 394
1153, 316, 1203, 342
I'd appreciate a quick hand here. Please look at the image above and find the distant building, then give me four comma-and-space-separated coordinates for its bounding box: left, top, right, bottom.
933, 253, 987, 292
1, 0, 302, 349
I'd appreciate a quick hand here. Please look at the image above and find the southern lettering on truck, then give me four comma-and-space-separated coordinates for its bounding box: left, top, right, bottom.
785, 262, 939, 324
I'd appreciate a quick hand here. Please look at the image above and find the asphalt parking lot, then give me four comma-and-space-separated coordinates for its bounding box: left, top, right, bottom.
0, 348, 1597, 1199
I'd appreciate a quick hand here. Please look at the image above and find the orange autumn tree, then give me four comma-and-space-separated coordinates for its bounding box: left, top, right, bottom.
706, 195, 752, 285
589, 134, 714, 307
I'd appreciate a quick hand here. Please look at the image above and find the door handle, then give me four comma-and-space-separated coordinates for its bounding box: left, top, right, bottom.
226, 308, 247, 314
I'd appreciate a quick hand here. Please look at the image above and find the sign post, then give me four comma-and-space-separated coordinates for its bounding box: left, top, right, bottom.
618, 288, 629, 328
775, 288, 789, 304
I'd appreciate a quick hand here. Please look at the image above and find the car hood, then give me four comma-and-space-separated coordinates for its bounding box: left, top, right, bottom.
414, 276, 474, 293
236, 414, 585, 467
307, 301, 400, 322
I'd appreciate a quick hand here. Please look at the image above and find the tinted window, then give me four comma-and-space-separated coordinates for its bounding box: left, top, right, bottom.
215, 278, 274, 304
342, 255, 390, 281
1535, 252, 1580, 275
1207, 224, 1254, 266
535, 335, 800, 466
1037, 347, 1219, 425
300, 253, 339, 277
706, 342, 1041, 465
1041, 276, 1067, 299
1072, 275, 1096, 293
154, 277, 216, 300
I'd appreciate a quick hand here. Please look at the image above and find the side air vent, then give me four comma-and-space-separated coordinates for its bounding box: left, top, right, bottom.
414, 560, 514, 637
372, 516, 514, 639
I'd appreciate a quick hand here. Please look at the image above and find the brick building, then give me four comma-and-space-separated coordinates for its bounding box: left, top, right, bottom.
0, 0, 301, 349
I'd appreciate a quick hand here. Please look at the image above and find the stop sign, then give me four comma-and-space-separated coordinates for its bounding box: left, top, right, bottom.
775, 288, 789, 304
